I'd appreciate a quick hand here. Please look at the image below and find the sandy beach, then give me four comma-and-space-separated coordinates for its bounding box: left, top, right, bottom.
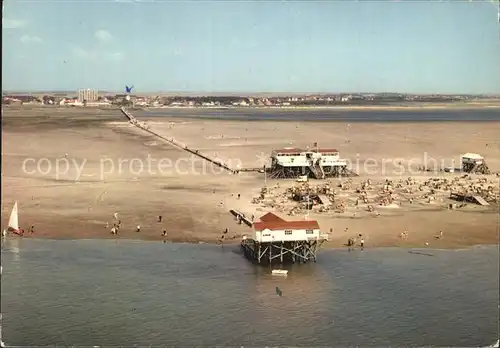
2, 106, 499, 249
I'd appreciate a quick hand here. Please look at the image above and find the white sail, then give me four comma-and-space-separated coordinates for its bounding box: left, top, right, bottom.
8, 201, 19, 232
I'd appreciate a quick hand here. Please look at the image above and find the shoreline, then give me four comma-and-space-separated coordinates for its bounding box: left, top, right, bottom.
5, 102, 500, 112
5, 234, 499, 251
147, 104, 500, 111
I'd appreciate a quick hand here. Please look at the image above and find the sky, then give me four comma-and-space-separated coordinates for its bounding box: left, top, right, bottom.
2, 0, 500, 94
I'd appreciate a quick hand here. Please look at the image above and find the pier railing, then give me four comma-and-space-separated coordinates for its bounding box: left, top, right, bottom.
120, 107, 238, 174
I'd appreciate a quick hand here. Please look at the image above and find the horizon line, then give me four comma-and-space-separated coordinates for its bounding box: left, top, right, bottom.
3, 90, 500, 97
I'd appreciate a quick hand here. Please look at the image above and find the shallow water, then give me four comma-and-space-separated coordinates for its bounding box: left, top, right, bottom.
1, 238, 498, 346
140, 108, 500, 122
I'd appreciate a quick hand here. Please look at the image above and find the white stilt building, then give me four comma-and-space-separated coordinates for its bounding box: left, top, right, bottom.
460, 153, 490, 174
241, 212, 328, 264
267, 146, 354, 179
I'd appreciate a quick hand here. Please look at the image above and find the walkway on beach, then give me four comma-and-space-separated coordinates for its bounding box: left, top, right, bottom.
120, 107, 239, 174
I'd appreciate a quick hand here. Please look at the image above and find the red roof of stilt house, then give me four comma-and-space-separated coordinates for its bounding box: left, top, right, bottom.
259, 212, 286, 223
273, 147, 338, 154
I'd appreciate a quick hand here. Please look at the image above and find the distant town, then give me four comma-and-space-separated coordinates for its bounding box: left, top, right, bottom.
2, 89, 499, 108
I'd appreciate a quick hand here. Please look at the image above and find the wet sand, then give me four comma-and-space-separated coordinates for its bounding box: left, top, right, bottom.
1, 106, 499, 248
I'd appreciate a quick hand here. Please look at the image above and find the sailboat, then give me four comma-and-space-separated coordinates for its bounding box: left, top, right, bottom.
3, 201, 22, 236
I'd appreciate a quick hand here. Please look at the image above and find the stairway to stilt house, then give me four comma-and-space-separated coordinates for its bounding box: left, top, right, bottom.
471, 161, 490, 174
309, 162, 325, 179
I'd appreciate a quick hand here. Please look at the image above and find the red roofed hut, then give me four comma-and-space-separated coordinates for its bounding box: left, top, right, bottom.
241, 212, 328, 264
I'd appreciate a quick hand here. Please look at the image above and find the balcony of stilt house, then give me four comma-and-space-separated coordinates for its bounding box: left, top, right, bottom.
240, 212, 328, 265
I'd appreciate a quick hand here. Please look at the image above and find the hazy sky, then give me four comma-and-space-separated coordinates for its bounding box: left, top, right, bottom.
2, 0, 500, 94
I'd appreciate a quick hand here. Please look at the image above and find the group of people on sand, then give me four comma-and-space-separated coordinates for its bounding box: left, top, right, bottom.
218, 227, 243, 245
3, 225, 35, 237
108, 219, 122, 235
346, 231, 365, 249
106, 215, 168, 239
343, 227, 445, 248
398, 230, 443, 242
218, 228, 230, 244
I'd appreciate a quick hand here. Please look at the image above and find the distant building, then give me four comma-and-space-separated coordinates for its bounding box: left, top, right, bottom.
3, 95, 41, 104
77, 88, 98, 102
60, 98, 83, 106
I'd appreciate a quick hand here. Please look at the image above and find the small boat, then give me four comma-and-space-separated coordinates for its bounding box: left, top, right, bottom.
271, 269, 288, 276
3, 201, 21, 236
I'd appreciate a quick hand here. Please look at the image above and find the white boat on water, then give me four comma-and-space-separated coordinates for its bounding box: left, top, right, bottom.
3, 201, 21, 237
271, 269, 288, 276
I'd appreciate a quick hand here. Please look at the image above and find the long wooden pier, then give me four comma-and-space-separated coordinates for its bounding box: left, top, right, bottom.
120, 107, 239, 174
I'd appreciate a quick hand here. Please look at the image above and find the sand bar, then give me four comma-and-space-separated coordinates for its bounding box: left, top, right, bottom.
2, 106, 499, 249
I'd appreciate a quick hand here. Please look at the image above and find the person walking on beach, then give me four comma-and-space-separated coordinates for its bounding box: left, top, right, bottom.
218, 234, 225, 248
162, 229, 167, 237
136, 225, 141, 233
158, 215, 162, 223
360, 238, 365, 248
